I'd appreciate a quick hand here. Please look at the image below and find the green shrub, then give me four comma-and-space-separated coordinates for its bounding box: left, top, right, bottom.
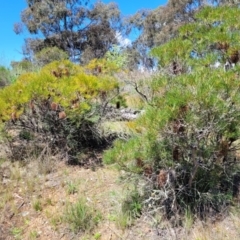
104, 6, 240, 220
0, 60, 119, 161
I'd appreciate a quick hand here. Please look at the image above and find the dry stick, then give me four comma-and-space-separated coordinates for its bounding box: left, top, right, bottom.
9, 201, 25, 220
133, 81, 149, 103
132, 81, 157, 108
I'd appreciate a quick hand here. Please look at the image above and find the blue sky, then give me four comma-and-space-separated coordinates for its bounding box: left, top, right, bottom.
0, 0, 166, 67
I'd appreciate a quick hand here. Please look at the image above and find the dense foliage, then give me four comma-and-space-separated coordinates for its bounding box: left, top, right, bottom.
15, 0, 122, 63
104, 6, 240, 219
4, 0, 240, 226
0, 60, 119, 161
14, 1, 240, 70
125, 0, 239, 69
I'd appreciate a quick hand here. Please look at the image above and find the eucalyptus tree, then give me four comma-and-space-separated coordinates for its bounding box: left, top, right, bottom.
15, 0, 123, 63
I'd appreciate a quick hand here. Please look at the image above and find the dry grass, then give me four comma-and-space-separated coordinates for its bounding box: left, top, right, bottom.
186, 211, 240, 240
1, 155, 240, 240
100, 121, 132, 137
0, 157, 125, 239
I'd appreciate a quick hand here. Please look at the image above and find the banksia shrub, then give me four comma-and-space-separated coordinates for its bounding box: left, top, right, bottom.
104, 65, 240, 219
104, 6, 240, 220
0, 60, 119, 161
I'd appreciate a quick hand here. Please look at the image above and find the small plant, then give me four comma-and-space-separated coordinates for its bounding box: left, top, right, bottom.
10, 163, 22, 181
66, 181, 78, 195
19, 129, 34, 141
32, 199, 42, 212
116, 212, 131, 229
25, 176, 38, 194
94, 232, 102, 239
63, 198, 101, 233
184, 207, 194, 231
116, 189, 142, 228
45, 198, 54, 206
49, 214, 62, 230
29, 230, 39, 239
10, 227, 23, 240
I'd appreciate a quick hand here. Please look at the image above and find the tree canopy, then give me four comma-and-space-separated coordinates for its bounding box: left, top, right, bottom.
14, 0, 240, 68
129, 0, 239, 47
124, 0, 239, 69
15, 0, 123, 63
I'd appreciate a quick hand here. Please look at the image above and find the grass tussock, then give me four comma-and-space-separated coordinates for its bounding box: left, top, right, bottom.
63, 198, 102, 233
